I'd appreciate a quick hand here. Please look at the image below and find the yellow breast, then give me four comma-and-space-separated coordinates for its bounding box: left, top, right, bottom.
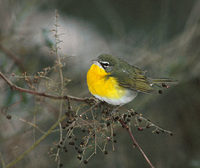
87, 64, 126, 99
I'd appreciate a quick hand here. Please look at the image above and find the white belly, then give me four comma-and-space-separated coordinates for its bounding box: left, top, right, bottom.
93, 90, 137, 105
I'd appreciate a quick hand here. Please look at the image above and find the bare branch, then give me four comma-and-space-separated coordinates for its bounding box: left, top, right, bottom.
5, 114, 67, 168
0, 72, 88, 102
118, 119, 155, 168
0, 152, 6, 168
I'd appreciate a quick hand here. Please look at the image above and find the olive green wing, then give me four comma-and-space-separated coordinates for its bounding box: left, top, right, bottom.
111, 65, 155, 94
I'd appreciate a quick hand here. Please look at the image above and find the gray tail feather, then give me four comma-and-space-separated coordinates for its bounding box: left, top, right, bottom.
150, 78, 177, 94
151, 78, 178, 84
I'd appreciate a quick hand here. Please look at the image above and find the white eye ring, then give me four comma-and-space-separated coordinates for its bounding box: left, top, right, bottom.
99, 61, 109, 68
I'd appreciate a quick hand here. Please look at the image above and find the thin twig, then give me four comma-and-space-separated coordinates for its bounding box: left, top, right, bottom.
90, 108, 97, 154
119, 119, 155, 168
137, 114, 173, 135
18, 118, 45, 134
86, 152, 95, 162
0, 72, 87, 102
110, 124, 115, 151
79, 102, 100, 117
0, 152, 6, 168
54, 10, 64, 164
5, 114, 67, 168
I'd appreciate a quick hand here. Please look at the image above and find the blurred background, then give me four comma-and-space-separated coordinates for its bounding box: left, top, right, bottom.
0, 0, 200, 168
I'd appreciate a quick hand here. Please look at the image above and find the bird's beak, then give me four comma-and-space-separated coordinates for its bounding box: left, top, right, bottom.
92, 60, 98, 65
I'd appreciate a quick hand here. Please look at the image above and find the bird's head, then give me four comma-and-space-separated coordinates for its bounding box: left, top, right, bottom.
93, 54, 118, 73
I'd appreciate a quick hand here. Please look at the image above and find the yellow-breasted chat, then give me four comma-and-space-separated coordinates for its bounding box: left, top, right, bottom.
87, 54, 174, 105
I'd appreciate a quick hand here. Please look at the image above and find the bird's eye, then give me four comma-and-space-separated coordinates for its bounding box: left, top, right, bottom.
100, 61, 110, 69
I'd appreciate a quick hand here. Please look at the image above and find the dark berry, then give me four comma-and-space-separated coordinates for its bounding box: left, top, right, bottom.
114, 116, 119, 121
78, 149, 83, 154
6, 114, 12, 120
77, 156, 82, 160
106, 122, 110, 127
155, 130, 160, 134
69, 141, 75, 145
83, 160, 88, 164
137, 127, 143, 131
127, 119, 131, 122
146, 125, 151, 128
162, 83, 168, 88
131, 112, 135, 116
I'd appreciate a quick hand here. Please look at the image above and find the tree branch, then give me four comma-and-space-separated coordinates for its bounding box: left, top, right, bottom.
0, 71, 155, 168
0, 72, 88, 102
119, 119, 155, 168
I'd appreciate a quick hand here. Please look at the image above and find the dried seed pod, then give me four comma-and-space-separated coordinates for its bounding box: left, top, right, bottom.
131, 112, 135, 116
69, 141, 75, 146
78, 149, 83, 154
146, 124, 151, 128
67, 120, 73, 124
104, 151, 108, 155
83, 160, 88, 164
137, 127, 143, 131
6, 114, 12, 120
114, 116, 119, 121
127, 118, 131, 122
64, 147, 68, 152
155, 130, 160, 134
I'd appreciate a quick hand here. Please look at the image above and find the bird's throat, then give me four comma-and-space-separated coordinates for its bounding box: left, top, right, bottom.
87, 64, 126, 99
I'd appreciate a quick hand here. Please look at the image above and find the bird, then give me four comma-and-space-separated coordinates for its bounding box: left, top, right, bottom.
87, 54, 175, 106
